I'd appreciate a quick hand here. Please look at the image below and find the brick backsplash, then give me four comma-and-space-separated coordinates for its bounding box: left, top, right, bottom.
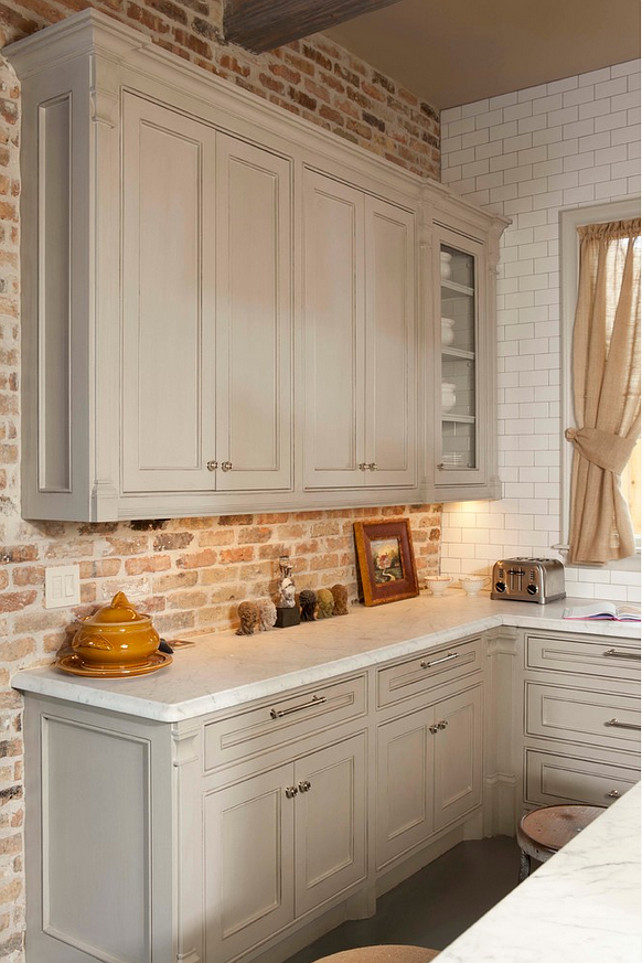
0, 5, 441, 956
440, 60, 641, 606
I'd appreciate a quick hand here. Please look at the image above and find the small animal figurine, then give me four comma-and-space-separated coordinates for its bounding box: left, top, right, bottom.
331, 583, 349, 616
316, 588, 334, 619
299, 589, 317, 622
257, 598, 277, 632
236, 601, 259, 636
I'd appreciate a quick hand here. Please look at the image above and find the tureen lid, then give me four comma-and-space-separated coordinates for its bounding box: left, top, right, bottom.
83, 591, 149, 625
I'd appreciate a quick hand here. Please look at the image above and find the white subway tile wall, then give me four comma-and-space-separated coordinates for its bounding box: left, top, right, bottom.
440, 60, 641, 604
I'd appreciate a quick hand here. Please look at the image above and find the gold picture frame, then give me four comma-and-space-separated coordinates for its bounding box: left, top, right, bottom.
353, 518, 419, 606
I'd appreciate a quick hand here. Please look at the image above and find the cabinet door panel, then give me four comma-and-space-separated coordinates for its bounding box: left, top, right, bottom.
204, 765, 294, 962
365, 197, 417, 487
303, 171, 365, 488
433, 685, 482, 832
376, 711, 433, 869
122, 95, 216, 493
294, 734, 366, 916
216, 135, 292, 491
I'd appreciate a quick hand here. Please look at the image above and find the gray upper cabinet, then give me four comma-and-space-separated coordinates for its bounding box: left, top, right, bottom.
302, 170, 417, 492
8, 10, 507, 522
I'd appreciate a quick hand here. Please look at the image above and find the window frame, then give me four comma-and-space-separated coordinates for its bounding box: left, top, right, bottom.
558, 196, 641, 566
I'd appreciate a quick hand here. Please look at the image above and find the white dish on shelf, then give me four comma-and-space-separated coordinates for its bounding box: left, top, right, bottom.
441, 317, 455, 346
441, 381, 456, 411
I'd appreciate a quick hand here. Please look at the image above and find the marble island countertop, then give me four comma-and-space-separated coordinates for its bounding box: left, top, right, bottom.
438, 781, 641, 963
11, 593, 641, 722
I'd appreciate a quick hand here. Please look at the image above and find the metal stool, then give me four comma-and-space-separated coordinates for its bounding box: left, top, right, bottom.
314, 947, 440, 962
517, 804, 606, 881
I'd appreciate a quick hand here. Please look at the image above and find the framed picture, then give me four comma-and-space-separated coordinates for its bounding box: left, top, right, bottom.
353, 519, 419, 606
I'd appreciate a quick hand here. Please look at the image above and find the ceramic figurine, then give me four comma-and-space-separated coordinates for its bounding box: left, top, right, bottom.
275, 554, 300, 628
236, 601, 259, 636
331, 583, 349, 616
299, 589, 317, 622
277, 555, 296, 608
316, 588, 334, 619
257, 598, 277, 631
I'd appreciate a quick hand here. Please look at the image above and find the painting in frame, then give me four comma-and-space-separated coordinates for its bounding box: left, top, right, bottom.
353, 518, 419, 606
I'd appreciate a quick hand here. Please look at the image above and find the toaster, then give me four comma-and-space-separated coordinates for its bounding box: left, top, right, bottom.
491, 557, 565, 604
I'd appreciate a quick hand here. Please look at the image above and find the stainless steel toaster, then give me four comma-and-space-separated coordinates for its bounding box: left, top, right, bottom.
491, 557, 566, 604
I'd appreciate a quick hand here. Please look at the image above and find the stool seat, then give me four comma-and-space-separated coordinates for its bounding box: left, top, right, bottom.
314, 946, 440, 963
517, 804, 605, 880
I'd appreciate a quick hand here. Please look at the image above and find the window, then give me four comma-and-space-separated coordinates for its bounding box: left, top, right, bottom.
559, 199, 641, 563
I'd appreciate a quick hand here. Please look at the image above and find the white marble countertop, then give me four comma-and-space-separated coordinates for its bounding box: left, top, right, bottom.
11, 594, 641, 722
438, 781, 641, 962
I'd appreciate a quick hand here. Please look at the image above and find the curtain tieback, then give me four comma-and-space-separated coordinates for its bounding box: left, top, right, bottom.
564, 426, 637, 474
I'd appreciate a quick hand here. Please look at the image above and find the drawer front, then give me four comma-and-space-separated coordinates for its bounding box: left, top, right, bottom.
204, 674, 366, 771
525, 682, 641, 752
524, 748, 640, 808
377, 637, 482, 709
526, 633, 641, 681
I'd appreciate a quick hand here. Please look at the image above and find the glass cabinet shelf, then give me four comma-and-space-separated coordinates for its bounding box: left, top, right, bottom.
438, 242, 478, 471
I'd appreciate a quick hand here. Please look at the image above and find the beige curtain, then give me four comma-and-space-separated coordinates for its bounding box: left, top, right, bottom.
567, 218, 641, 563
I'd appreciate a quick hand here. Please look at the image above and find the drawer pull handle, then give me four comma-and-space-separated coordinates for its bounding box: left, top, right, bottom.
604, 718, 641, 731
270, 695, 326, 719
420, 653, 458, 669
603, 648, 641, 661
606, 789, 621, 798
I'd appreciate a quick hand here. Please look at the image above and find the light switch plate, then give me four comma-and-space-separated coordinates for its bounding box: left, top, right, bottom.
45, 565, 81, 609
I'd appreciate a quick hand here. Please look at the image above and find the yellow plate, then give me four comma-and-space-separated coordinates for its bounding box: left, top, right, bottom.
57, 650, 172, 678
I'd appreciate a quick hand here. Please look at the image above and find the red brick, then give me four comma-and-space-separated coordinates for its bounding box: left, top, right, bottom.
177, 548, 218, 569
124, 555, 171, 575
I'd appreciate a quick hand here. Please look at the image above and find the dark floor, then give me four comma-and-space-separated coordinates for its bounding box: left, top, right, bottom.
284, 837, 521, 962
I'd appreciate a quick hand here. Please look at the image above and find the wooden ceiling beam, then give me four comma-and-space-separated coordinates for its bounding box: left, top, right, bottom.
224, 0, 403, 53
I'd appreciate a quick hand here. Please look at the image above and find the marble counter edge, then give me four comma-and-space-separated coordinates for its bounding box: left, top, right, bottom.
11, 602, 642, 723
435, 781, 641, 962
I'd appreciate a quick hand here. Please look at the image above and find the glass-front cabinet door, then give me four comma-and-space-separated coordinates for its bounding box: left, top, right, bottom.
431, 225, 495, 496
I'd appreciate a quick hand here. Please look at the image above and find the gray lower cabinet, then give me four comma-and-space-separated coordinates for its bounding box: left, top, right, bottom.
520, 632, 641, 810
204, 734, 367, 962
376, 683, 483, 870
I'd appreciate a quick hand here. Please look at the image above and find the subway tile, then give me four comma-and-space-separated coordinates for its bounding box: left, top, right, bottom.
518, 83, 549, 102
532, 126, 563, 146
462, 98, 490, 117
503, 101, 534, 122
579, 98, 611, 120
563, 118, 596, 139
562, 85, 596, 107
489, 120, 519, 141
475, 108, 504, 129
577, 131, 612, 152
595, 110, 630, 132
518, 114, 549, 134
547, 105, 579, 127
578, 66, 612, 87
490, 90, 519, 109
461, 128, 491, 148
532, 92, 563, 115
611, 60, 641, 77
594, 77, 628, 99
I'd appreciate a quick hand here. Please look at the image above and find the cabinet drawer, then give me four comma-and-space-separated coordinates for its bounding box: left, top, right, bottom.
525, 633, 641, 681
524, 748, 639, 808
377, 637, 482, 708
204, 675, 366, 771
525, 682, 641, 752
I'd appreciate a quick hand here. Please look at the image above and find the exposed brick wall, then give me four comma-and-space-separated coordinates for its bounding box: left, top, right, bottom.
0, 5, 441, 958
0, 0, 439, 177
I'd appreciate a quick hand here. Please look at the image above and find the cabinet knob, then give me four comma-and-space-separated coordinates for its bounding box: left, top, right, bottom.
436, 720, 448, 730
429, 724, 439, 734
221, 461, 233, 472
606, 789, 621, 798
206, 460, 218, 472
285, 786, 298, 799
298, 780, 312, 793
368, 462, 377, 471
358, 462, 367, 471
